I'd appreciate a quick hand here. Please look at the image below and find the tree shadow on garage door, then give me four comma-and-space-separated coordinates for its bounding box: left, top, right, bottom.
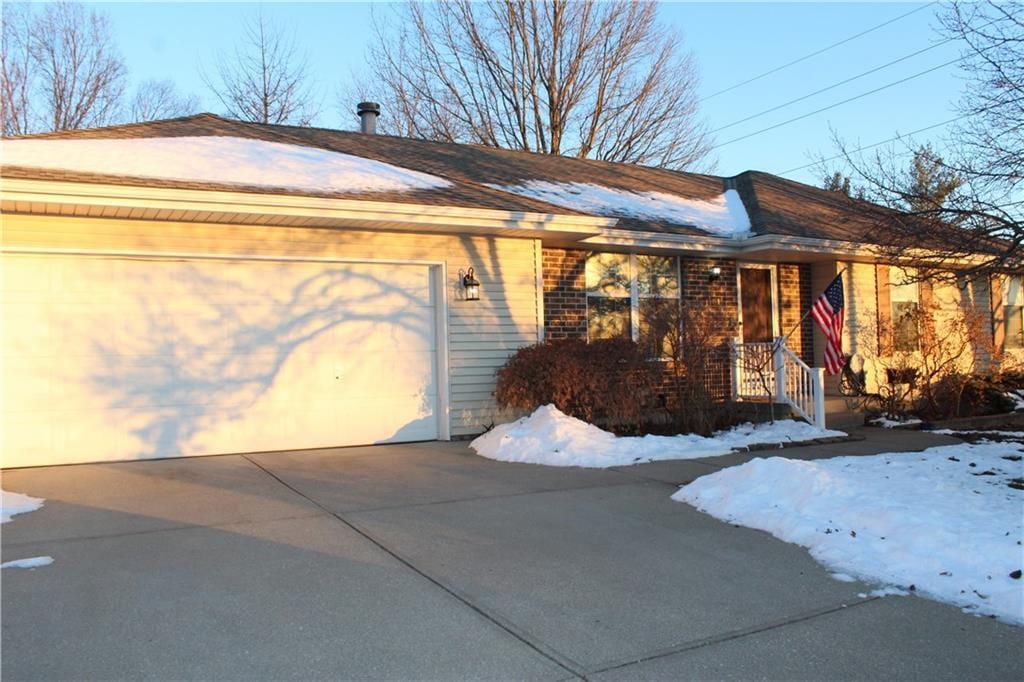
78, 259, 440, 461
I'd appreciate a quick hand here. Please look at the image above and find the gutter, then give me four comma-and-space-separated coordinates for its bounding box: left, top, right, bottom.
0, 177, 617, 237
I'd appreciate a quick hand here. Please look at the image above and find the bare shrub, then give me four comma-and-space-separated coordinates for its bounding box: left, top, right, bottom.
638, 298, 736, 435
493, 338, 655, 434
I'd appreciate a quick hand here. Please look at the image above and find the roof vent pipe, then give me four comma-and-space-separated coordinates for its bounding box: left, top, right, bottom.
357, 101, 380, 135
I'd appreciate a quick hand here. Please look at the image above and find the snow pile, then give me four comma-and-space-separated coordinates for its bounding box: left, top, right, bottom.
869, 415, 923, 428
470, 405, 845, 468
675, 443, 1024, 624
1, 489, 52, 571
1, 489, 45, 523
1, 556, 53, 570
1, 136, 451, 194
487, 181, 751, 237
1007, 390, 1024, 411
932, 429, 1024, 440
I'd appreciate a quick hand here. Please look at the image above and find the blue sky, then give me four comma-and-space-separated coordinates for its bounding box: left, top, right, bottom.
87, 1, 962, 185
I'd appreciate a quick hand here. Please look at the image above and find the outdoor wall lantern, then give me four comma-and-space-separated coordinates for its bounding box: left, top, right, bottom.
709, 266, 722, 281
460, 267, 481, 301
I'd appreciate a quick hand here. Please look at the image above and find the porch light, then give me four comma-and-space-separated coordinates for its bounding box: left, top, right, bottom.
709, 266, 722, 281
461, 267, 481, 301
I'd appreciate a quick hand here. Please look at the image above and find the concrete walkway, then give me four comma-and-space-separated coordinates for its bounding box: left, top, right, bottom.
2, 427, 1021, 680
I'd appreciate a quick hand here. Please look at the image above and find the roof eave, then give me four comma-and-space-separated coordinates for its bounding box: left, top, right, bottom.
0, 177, 616, 238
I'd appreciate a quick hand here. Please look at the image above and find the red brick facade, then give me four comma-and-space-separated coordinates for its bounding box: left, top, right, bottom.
542, 248, 588, 340
541, 248, 816, 399
778, 263, 815, 364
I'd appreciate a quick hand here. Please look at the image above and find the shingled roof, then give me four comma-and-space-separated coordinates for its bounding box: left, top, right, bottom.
1, 113, 900, 243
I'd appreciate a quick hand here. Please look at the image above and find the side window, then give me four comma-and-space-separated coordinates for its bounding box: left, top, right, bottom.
586, 253, 631, 340
637, 255, 680, 359
890, 268, 920, 352
1005, 276, 1023, 350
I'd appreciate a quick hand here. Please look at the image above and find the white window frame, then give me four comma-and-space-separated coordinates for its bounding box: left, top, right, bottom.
1003, 275, 1023, 350
890, 266, 921, 352
585, 253, 681, 344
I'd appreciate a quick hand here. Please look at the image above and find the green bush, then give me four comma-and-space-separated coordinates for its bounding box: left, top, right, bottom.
493, 338, 655, 434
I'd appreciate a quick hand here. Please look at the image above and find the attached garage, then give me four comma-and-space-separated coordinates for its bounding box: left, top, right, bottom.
2, 250, 447, 467
0, 118, 611, 468
0, 210, 598, 468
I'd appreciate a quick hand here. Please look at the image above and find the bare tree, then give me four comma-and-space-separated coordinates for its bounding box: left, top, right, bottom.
203, 13, 319, 125
826, 1, 1022, 279
1, 3, 34, 135
363, 0, 712, 169
129, 79, 199, 122
29, 1, 127, 131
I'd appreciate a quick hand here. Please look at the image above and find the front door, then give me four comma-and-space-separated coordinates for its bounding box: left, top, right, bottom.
740, 267, 775, 343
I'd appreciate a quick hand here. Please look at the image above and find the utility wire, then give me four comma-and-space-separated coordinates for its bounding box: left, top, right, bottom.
700, 2, 937, 102
710, 38, 955, 134
776, 114, 967, 175
709, 54, 965, 151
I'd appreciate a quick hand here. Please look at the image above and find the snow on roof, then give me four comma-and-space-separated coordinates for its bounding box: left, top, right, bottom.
0, 135, 451, 194
487, 181, 751, 237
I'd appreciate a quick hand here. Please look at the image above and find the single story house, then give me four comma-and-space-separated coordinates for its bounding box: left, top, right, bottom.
1, 112, 1019, 468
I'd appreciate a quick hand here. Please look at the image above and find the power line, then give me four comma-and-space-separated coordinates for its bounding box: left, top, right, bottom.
709, 54, 965, 152
776, 114, 967, 176
700, 2, 937, 102
710, 38, 955, 135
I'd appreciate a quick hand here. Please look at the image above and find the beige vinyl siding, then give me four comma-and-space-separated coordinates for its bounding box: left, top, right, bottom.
2, 213, 540, 438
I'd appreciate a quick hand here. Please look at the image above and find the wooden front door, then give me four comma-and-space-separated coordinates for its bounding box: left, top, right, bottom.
740, 267, 774, 343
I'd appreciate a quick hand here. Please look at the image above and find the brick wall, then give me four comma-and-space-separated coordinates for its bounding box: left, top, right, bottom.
778, 263, 814, 364
541, 248, 739, 400
542, 248, 587, 340
680, 258, 740, 400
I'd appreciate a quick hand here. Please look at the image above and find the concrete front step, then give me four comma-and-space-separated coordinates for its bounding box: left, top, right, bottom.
824, 395, 866, 429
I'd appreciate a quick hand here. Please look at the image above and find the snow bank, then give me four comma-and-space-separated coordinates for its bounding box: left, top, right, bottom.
1, 556, 53, 570
470, 405, 845, 468
1007, 390, 1024, 411
932, 429, 1024, 439
487, 181, 751, 237
675, 443, 1024, 624
869, 415, 922, 428
1, 489, 45, 523
1, 136, 451, 194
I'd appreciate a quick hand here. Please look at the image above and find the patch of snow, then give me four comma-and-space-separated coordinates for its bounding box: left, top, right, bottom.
1, 136, 451, 194
932, 429, 1024, 439
1, 489, 45, 523
1006, 390, 1024, 411
486, 181, 751, 237
470, 405, 845, 468
831, 572, 857, 583
1, 556, 53, 570
869, 416, 922, 428
674, 443, 1024, 624
868, 586, 911, 598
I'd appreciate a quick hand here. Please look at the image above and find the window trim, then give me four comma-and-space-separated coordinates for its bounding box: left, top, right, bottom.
585, 253, 680, 344
1004, 275, 1024, 350
890, 267, 921, 353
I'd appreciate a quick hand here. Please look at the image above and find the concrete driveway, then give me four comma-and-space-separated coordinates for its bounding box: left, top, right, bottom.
2, 428, 1022, 680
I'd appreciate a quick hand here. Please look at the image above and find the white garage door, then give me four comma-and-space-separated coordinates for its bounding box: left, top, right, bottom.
2, 253, 442, 468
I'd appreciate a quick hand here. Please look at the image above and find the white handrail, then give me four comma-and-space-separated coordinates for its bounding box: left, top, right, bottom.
732, 337, 826, 429
730, 338, 775, 400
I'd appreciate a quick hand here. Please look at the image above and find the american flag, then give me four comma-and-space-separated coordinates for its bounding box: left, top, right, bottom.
811, 273, 846, 375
